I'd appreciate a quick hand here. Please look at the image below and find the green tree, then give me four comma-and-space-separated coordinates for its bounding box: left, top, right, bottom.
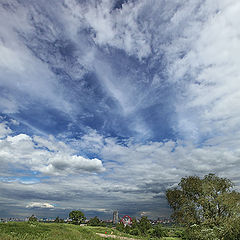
28, 214, 38, 222
55, 216, 64, 223
166, 173, 240, 239
87, 216, 101, 226
116, 222, 125, 232
151, 224, 167, 238
137, 216, 152, 235
69, 210, 86, 225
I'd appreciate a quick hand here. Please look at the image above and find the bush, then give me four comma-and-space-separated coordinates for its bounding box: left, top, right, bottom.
182, 224, 221, 240
116, 222, 125, 232
180, 217, 240, 240
129, 228, 141, 236
137, 216, 151, 235
151, 224, 167, 238
54, 216, 64, 223
28, 215, 38, 222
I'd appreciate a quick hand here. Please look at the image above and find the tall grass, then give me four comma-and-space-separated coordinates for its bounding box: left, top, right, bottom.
0, 222, 182, 240
0, 222, 103, 240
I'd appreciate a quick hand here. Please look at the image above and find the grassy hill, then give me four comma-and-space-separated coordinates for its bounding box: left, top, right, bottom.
0, 222, 182, 240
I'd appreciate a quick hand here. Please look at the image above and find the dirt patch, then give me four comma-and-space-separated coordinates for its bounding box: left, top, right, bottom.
96, 233, 141, 240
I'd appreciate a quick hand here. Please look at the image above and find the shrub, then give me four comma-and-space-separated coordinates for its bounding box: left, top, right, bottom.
116, 222, 125, 232
28, 215, 38, 222
151, 224, 167, 238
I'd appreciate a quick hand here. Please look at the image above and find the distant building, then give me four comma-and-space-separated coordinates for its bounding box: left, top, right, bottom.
113, 210, 119, 224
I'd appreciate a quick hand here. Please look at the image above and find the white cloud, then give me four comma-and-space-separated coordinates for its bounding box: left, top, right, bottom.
0, 1, 74, 115
0, 122, 12, 138
78, 131, 240, 189
1, 127, 240, 219
64, 0, 152, 59
39, 155, 105, 176
0, 125, 105, 176
164, 0, 240, 142
26, 202, 54, 209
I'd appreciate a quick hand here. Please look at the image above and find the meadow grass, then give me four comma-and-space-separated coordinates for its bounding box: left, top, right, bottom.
0, 222, 182, 240
0, 222, 103, 240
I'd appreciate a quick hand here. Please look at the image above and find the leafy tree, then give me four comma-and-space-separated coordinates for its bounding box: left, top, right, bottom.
28, 214, 38, 222
87, 216, 106, 226
55, 216, 64, 223
166, 173, 240, 239
151, 224, 167, 238
129, 217, 140, 235
116, 222, 125, 232
137, 216, 152, 235
69, 210, 86, 225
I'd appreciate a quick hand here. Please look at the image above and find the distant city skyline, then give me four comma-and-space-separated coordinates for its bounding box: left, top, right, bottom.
0, 0, 240, 219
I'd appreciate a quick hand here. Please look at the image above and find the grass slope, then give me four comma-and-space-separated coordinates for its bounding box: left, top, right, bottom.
0, 222, 182, 240
0, 222, 103, 240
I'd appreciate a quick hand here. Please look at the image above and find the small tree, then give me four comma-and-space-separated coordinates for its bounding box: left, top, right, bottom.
87, 216, 101, 226
69, 210, 86, 225
116, 222, 125, 232
28, 214, 38, 222
151, 224, 167, 238
55, 216, 64, 223
137, 216, 152, 235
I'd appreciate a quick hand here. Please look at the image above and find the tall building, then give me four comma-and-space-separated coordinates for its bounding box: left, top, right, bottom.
113, 210, 119, 224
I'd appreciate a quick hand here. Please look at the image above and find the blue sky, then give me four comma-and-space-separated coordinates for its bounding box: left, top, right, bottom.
0, 0, 240, 219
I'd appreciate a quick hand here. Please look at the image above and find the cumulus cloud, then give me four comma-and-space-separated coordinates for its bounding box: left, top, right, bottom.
1, 127, 240, 219
76, 130, 240, 195
39, 155, 105, 176
26, 202, 54, 209
0, 125, 105, 176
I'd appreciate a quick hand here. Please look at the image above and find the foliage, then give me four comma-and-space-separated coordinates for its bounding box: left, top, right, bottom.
137, 216, 152, 235
116, 216, 169, 238
69, 210, 86, 225
116, 221, 125, 232
87, 216, 100, 226
87, 216, 106, 227
151, 224, 168, 238
54, 216, 64, 223
28, 215, 38, 222
166, 173, 240, 239
116, 216, 152, 236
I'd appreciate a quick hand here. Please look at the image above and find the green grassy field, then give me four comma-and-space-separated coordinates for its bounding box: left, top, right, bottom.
0, 222, 182, 240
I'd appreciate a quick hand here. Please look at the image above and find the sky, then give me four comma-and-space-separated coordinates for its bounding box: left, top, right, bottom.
0, 0, 240, 220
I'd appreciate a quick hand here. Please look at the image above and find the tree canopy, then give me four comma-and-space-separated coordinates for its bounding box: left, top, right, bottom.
87, 216, 106, 226
166, 173, 240, 239
69, 210, 86, 225
28, 214, 38, 222
54, 216, 64, 223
